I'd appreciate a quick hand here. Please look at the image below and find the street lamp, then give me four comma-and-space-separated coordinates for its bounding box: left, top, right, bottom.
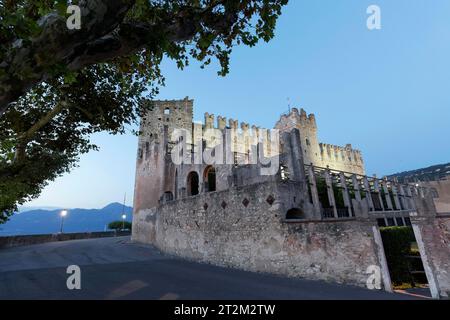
121, 214, 126, 230
60, 209, 68, 234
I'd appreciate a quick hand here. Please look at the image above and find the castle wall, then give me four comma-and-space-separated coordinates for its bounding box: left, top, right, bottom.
133, 132, 167, 213
134, 99, 366, 215
132, 181, 387, 288
421, 178, 450, 213
318, 143, 365, 175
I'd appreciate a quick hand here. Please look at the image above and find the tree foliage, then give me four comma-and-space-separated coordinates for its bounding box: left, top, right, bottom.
0, 62, 155, 221
0, 0, 288, 223
0, 0, 288, 113
108, 220, 132, 231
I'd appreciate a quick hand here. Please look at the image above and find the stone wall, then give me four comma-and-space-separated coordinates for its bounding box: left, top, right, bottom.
412, 215, 450, 298
0, 231, 131, 249
132, 181, 386, 288
422, 178, 450, 213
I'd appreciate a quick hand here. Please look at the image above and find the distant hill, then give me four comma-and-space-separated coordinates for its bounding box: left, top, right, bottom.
0, 203, 133, 237
17, 206, 63, 212
389, 162, 450, 184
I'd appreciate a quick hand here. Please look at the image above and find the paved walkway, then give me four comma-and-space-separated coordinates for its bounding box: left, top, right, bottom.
0, 236, 415, 300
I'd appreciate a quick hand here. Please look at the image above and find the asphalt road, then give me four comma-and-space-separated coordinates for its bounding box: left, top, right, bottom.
0, 236, 414, 300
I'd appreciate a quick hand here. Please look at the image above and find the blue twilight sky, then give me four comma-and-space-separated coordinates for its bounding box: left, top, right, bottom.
27, 0, 450, 209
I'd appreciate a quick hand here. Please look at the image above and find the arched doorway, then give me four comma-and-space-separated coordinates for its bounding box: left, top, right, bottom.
163, 191, 174, 202
187, 171, 199, 196
286, 208, 305, 220
204, 166, 216, 192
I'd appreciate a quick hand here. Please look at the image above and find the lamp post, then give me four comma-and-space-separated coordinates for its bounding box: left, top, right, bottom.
121, 214, 126, 231
60, 209, 68, 234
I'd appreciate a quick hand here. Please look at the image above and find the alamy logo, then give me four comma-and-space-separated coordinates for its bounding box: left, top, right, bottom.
170, 128, 280, 176
66, 5, 81, 30
366, 265, 382, 290
66, 265, 81, 290
367, 5, 382, 30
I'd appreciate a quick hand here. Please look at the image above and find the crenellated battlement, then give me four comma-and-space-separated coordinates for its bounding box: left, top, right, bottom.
204, 112, 215, 129
204, 113, 264, 136
138, 98, 365, 176
319, 143, 364, 165
194, 112, 275, 155
217, 116, 227, 129
275, 108, 317, 132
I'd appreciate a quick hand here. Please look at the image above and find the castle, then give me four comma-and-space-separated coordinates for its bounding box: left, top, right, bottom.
133, 97, 365, 213
132, 97, 450, 299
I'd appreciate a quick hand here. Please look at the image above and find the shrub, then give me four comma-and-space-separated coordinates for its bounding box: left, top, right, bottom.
315, 176, 345, 209
108, 221, 132, 231
380, 226, 417, 285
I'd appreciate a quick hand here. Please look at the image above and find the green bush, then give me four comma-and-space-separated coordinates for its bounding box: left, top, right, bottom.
108, 220, 132, 231
380, 226, 417, 285
315, 176, 345, 208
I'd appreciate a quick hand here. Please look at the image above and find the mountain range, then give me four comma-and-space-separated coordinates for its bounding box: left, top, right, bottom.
0, 203, 133, 237
389, 162, 450, 183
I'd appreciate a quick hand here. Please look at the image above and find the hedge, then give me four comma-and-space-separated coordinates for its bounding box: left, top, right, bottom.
380, 226, 417, 285
108, 221, 132, 231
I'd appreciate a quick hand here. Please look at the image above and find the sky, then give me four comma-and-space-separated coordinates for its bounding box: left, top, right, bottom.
27, 0, 450, 209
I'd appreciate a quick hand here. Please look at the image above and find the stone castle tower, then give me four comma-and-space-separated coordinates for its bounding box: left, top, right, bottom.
275, 108, 365, 175
133, 97, 194, 213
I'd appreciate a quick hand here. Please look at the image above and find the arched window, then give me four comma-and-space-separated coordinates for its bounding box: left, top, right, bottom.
187, 171, 200, 196
204, 166, 216, 192
164, 108, 170, 115
286, 208, 305, 220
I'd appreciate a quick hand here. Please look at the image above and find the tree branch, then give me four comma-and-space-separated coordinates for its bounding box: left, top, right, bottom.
14, 100, 68, 162
0, 0, 239, 117
0, 0, 135, 116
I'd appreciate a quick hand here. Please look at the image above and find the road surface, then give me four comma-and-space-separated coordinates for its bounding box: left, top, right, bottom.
0, 236, 414, 300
